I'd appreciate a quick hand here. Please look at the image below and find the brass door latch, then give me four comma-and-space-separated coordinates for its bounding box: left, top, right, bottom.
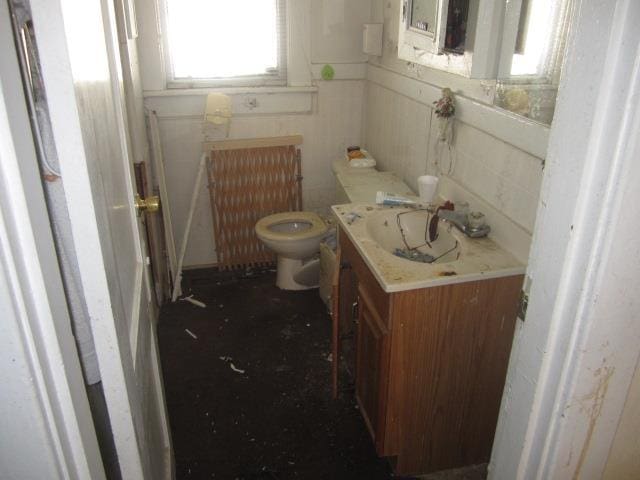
134, 194, 160, 215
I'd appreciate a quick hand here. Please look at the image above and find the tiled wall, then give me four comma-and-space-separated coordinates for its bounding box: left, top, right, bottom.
362, 0, 547, 261
153, 81, 364, 267
363, 81, 544, 259
448, 120, 543, 233
363, 83, 432, 194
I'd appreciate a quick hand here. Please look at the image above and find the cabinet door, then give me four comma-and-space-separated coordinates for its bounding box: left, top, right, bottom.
355, 284, 389, 449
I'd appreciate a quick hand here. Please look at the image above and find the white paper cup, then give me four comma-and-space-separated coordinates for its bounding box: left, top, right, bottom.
418, 175, 439, 203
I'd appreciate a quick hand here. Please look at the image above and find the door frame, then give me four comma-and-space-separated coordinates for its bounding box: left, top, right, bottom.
490, 0, 640, 477
27, 0, 171, 477
0, 3, 105, 476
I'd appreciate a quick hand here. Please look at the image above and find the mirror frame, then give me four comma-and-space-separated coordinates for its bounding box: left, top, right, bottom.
397, 0, 502, 79
400, 0, 450, 55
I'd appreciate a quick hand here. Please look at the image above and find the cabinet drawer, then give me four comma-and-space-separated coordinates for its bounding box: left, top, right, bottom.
339, 228, 390, 327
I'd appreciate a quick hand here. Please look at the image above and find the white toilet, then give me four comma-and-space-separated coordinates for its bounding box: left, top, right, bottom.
255, 211, 329, 290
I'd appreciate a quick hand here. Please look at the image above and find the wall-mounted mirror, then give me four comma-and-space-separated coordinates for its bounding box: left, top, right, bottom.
397, 0, 575, 126
493, 0, 574, 125
397, 0, 497, 79
409, 0, 438, 35
398, 0, 469, 66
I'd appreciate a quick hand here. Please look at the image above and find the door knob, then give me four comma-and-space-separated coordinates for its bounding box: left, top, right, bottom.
134, 194, 160, 214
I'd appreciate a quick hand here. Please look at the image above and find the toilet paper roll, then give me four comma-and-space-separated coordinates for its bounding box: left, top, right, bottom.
418, 175, 439, 203
204, 93, 232, 125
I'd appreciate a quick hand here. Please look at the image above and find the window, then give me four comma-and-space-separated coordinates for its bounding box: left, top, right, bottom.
163, 0, 287, 87
507, 0, 573, 81
494, 0, 574, 124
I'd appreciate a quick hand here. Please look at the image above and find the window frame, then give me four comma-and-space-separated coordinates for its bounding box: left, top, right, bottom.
159, 0, 288, 89
497, 0, 572, 84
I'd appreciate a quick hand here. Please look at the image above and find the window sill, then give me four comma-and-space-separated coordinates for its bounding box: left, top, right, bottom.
143, 85, 318, 98
143, 86, 318, 118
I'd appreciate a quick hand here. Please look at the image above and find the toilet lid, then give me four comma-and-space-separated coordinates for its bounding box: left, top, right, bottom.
255, 211, 328, 242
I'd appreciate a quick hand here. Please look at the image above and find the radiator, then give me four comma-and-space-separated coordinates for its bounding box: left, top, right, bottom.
206, 135, 303, 270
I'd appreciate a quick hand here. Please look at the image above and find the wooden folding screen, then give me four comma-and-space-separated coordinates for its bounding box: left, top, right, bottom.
206, 135, 303, 270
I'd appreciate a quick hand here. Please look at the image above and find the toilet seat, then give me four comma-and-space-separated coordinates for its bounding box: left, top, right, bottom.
255, 211, 327, 243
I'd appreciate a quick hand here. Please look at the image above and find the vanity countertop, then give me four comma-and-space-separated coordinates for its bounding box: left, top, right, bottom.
332, 158, 416, 203
332, 203, 525, 293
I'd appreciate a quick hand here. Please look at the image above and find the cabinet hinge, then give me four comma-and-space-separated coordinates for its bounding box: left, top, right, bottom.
517, 290, 529, 321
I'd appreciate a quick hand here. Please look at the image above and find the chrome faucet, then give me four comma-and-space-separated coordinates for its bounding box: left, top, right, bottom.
438, 209, 491, 238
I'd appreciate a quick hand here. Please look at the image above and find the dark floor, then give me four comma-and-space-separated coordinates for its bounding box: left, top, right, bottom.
158, 268, 394, 479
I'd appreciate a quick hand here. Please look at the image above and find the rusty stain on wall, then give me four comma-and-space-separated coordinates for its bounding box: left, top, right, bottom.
572, 363, 615, 479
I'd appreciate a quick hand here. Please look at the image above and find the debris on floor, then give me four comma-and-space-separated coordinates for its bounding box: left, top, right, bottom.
219, 356, 246, 375
180, 295, 207, 308
229, 363, 245, 374
184, 328, 198, 339
159, 268, 396, 479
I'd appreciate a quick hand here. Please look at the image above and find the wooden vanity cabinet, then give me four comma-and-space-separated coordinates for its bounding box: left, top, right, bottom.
338, 227, 522, 476
355, 282, 391, 452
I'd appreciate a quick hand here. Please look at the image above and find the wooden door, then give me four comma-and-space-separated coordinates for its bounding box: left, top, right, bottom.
355, 284, 389, 448
28, 0, 171, 478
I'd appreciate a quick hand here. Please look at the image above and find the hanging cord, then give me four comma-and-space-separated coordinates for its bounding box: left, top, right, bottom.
434, 118, 455, 176
432, 88, 456, 176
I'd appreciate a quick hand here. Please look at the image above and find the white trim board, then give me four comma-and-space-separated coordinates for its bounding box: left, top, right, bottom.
144, 88, 316, 118
0, 6, 105, 475
490, 0, 640, 478
143, 86, 318, 97
366, 64, 549, 159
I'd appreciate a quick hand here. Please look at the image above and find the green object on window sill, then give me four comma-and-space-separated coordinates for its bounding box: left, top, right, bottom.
321, 64, 335, 81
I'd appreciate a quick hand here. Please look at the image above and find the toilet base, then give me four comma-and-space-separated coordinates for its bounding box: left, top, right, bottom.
276, 256, 320, 290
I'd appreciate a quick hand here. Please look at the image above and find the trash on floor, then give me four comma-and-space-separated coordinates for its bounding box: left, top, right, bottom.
159, 268, 393, 479
219, 355, 245, 374
229, 363, 245, 374
184, 329, 198, 339
180, 295, 207, 308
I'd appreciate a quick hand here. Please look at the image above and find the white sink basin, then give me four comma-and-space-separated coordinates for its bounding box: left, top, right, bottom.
365, 208, 460, 264
332, 203, 525, 292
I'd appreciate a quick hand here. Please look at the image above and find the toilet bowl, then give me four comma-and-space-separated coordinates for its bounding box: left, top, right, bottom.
255, 211, 329, 290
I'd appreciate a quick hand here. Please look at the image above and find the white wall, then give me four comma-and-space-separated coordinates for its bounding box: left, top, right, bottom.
149, 81, 365, 267
135, 0, 371, 267
135, 0, 548, 266
362, 0, 547, 261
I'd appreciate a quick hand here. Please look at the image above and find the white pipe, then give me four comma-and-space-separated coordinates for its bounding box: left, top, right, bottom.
171, 152, 207, 301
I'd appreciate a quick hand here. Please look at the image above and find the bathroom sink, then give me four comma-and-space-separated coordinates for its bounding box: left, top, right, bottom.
332, 204, 524, 292
366, 208, 460, 264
